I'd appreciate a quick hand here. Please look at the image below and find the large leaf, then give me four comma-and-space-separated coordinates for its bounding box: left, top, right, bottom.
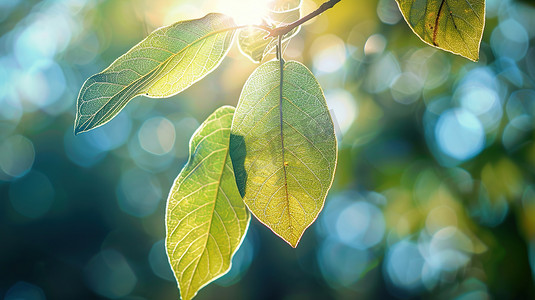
395, 0, 485, 61
75, 13, 237, 134
230, 60, 337, 247
238, 0, 301, 63
166, 106, 250, 300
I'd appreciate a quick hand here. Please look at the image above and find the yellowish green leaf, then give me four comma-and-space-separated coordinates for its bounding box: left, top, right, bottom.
238, 0, 301, 63
230, 60, 337, 247
75, 13, 237, 134
396, 0, 485, 61
166, 106, 250, 300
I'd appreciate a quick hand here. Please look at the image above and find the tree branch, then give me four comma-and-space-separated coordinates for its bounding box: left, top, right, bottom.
267, 0, 342, 38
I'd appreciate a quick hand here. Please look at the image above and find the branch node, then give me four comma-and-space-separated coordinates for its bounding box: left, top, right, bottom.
266, 0, 341, 38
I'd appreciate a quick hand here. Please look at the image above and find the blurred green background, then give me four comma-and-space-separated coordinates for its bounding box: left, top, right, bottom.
1, 0, 535, 299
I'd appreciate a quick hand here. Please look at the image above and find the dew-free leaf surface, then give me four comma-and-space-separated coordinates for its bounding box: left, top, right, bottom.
230, 60, 337, 247
75, 13, 236, 134
238, 0, 301, 63
166, 106, 250, 300
396, 0, 485, 61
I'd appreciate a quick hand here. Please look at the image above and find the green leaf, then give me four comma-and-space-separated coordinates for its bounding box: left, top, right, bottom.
166, 106, 250, 300
230, 60, 337, 247
395, 0, 485, 61
238, 0, 301, 63
75, 13, 237, 134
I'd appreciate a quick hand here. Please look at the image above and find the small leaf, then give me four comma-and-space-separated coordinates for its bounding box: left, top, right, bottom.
75, 13, 237, 134
238, 0, 301, 63
166, 106, 250, 300
396, 0, 485, 61
230, 60, 337, 247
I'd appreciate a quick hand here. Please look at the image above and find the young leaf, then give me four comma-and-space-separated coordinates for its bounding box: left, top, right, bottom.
166, 106, 250, 300
230, 60, 337, 247
75, 13, 237, 134
238, 0, 301, 63
395, 0, 485, 61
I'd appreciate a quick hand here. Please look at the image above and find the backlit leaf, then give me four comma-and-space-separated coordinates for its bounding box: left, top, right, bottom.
230, 60, 337, 247
166, 106, 250, 300
396, 0, 485, 61
75, 13, 237, 134
238, 0, 301, 63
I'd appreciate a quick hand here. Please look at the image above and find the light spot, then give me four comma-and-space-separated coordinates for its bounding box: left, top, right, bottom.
310, 34, 347, 73
325, 89, 358, 135
491, 18, 529, 61
390, 72, 423, 105
365, 52, 400, 93
385, 240, 426, 292
426, 227, 473, 271
85, 249, 137, 298
116, 168, 162, 218
4, 281, 46, 300
148, 240, 174, 281
317, 238, 371, 288
364, 34, 386, 56
377, 0, 402, 25
435, 108, 485, 161
9, 171, 55, 219
214, 0, 271, 26
138, 116, 176, 155
425, 205, 458, 235
334, 201, 385, 249
0, 135, 35, 179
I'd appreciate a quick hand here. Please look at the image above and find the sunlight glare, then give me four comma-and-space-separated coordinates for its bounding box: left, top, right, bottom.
217, 0, 271, 26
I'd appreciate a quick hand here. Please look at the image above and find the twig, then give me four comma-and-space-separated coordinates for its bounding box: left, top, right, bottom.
267, 0, 342, 37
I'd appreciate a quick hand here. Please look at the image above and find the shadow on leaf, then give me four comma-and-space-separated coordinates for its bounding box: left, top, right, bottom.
230, 133, 247, 198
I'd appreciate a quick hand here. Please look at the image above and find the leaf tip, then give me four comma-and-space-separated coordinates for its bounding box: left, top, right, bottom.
282, 234, 301, 248
73, 124, 81, 135
455, 50, 479, 62
179, 290, 193, 300
73, 121, 86, 135
467, 53, 479, 62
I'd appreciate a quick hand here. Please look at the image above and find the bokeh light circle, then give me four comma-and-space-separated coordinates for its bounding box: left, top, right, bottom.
435, 108, 485, 161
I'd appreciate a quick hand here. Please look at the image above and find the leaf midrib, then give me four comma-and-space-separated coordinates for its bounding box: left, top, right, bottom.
433, 0, 446, 45
278, 60, 293, 236
182, 126, 232, 298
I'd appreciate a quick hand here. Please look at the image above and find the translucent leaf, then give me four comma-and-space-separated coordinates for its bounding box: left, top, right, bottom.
166, 106, 250, 300
75, 13, 237, 134
238, 0, 301, 63
230, 60, 337, 247
396, 0, 485, 61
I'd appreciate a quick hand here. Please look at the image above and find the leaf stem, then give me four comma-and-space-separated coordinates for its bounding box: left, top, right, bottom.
267, 0, 342, 37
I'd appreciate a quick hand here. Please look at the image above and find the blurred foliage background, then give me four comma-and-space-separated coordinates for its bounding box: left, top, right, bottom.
1, 0, 535, 299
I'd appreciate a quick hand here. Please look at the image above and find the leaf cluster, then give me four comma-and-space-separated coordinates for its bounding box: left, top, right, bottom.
74, 1, 485, 299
